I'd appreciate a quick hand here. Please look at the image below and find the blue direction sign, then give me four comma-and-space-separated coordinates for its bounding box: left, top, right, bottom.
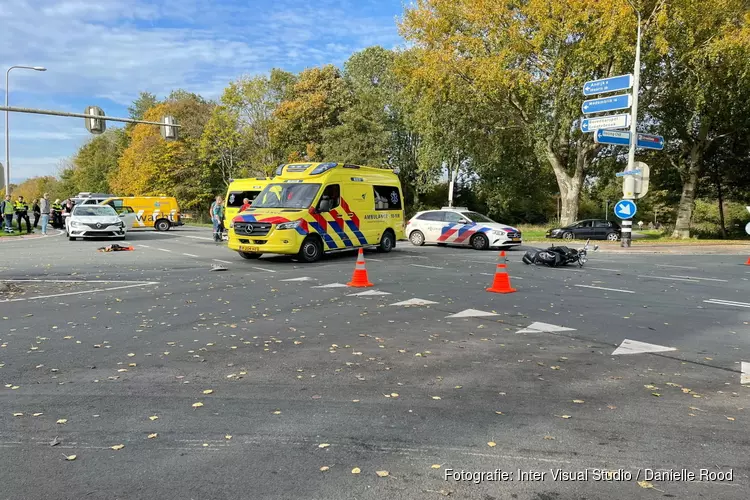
582, 94, 632, 114
615, 169, 641, 177
614, 200, 637, 220
581, 114, 631, 133
583, 74, 634, 96
595, 129, 630, 146
637, 133, 665, 150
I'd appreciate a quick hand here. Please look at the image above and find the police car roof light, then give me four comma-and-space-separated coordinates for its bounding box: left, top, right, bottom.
441, 206, 468, 211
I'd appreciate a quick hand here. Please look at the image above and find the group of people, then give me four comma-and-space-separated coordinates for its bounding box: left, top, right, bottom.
0, 193, 73, 235
210, 195, 252, 242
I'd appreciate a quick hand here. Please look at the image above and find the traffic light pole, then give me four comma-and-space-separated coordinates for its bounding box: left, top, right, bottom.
621, 9, 641, 249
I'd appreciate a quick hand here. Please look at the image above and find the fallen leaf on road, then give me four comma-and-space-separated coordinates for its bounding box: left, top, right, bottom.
272, 410, 282, 414
550, 366, 560, 370
225, 435, 232, 440
12, 412, 23, 417
637, 480, 654, 489
149, 415, 158, 421
376, 470, 389, 477
320, 466, 330, 471
652, 392, 661, 397
487, 442, 496, 447
351, 467, 361, 474
33, 413, 43, 417
495, 411, 504, 415
318, 443, 330, 448
607, 405, 617, 410
56, 419, 67, 424
202, 389, 213, 394
432, 396, 441, 400
64, 455, 77, 461
110, 444, 124, 450
572, 400, 584, 404
192, 402, 204, 408
644, 384, 657, 390
558, 415, 572, 419
127, 353, 135, 357
454, 386, 462, 389
390, 393, 399, 397
148, 433, 158, 439
727, 417, 735, 421
431, 464, 442, 469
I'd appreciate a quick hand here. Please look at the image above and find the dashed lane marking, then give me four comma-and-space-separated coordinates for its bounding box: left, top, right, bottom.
584, 267, 622, 272
574, 284, 634, 294
251, 266, 276, 273
655, 264, 698, 270
281, 277, 314, 282
312, 283, 347, 288
156, 248, 173, 253
213, 259, 232, 264
183, 235, 214, 241
670, 275, 728, 282
182, 253, 199, 258
703, 299, 750, 309
138, 244, 152, 248
410, 264, 444, 269
637, 275, 699, 282
0, 282, 158, 302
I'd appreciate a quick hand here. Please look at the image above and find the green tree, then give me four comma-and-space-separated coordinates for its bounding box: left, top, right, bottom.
199, 106, 245, 187
128, 91, 159, 121
59, 128, 129, 195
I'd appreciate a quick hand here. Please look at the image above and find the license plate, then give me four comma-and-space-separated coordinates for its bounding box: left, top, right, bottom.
511, 238, 521, 242
239, 245, 260, 252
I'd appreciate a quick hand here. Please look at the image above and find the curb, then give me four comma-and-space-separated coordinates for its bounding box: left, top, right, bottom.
0, 229, 63, 243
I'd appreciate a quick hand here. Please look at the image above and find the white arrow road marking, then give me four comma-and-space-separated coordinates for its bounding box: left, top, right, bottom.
390, 298, 438, 307
281, 277, 314, 282
312, 283, 347, 288
742, 362, 750, 385
446, 309, 497, 319
516, 322, 576, 334
348, 290, 392, 297
703, 299, 750, 309
612, 339, 676, 355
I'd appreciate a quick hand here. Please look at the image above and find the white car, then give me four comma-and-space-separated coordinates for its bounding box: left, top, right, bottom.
66, 204, 134, 241
406, 207, 523, 250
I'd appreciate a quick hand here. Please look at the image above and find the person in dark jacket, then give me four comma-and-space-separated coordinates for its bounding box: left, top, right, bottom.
32, 199, 41, 228
15, 196, 32, 234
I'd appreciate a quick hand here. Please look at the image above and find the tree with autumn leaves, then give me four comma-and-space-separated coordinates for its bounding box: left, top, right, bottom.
53, 0, 750, 235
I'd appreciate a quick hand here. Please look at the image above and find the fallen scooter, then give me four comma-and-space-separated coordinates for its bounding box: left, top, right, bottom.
522, 239, 598, 268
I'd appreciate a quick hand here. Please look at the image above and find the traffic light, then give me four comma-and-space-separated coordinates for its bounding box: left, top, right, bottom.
160, 115, 178, 141
84, 106, 106, 134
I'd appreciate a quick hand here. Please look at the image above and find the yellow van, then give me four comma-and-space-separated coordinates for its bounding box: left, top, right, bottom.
227, 162, 404, 262
100, 196, 181, 231
223, 177, 273, 228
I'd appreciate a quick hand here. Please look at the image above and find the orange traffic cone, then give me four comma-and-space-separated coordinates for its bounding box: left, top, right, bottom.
745, 256, 750, 266
486, 251, 516, 294
347, 248, 373, 287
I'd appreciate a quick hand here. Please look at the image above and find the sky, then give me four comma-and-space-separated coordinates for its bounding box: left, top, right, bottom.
0, 0, 406, 183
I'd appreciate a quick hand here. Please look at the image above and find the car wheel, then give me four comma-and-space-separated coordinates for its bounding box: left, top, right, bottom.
409, 230, 425, 246
470, 233, 489, 250
562, 231, 574, 240
297, 236, 323, 263
68, 236, 75, 241
155, 219, 170, 231
377, 231, 395, 253
606, 232, 619, 241
239, 252, 262, 260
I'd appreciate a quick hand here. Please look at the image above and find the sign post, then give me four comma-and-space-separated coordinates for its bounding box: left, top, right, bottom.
580, 114, 631, 133
621, 11, 642, 249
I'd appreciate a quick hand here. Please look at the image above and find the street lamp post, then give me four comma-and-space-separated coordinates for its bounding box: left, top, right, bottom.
4, 65, 46, 194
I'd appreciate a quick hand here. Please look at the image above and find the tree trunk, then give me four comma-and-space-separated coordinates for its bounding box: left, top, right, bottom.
671, 165, 700, 239
542, 141, 586, 227
715, 166, 727, 239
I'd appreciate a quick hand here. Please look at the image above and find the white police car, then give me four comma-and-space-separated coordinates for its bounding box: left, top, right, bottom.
406, 207, 522, 250
66, 204, 134, 241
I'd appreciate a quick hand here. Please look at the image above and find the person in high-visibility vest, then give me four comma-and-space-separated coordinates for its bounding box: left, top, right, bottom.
51, 199, 63, 229
14, 196, 32, 234
1, 195, 15, 233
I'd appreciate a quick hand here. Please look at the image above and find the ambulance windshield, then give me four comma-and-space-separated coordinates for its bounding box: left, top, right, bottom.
252, 183, 321, 209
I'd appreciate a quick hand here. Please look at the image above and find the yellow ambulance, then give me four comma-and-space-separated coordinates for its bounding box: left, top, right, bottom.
100, 196, 181, 231
227, 162, 404, 262
223, 177, 273, 228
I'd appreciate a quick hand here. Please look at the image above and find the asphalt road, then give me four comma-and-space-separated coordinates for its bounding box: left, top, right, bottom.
1, 227, 748, 500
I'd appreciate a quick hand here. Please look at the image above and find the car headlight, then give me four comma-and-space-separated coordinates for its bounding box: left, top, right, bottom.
550, 229, 561, 234
70, 221, 82, 228
492, 230, 506, 236
276, 220, 301, 230
117, 220, 125, 227
229, 221, 235, 229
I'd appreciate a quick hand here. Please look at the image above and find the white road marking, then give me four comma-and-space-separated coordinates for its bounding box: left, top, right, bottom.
312, 283, 347, 288
703, 299, 750, 309
585, 267, 621, 272
212, 259, 232, 264
182, 253, 199, 258
390, 298, 438, 306
574, 284, 635, 294
184, 235, 214, 241
138, 244, 152, 248
655, 264, 698, 270
446, 308, 497, 319
0, 282, 158, 302
742, 362, 750, 385
366, 258, 383, 262
156, 248, 173, 253
410, 264, 444, 269
637, 275, 699, 282
348, 290, 392, 297
516, 322, 576, 334
670, 275, 728, 282
612, 339, 677, 355
281, 277, 314, 282
0, 279, 152, 284
251, 266, 276, 273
